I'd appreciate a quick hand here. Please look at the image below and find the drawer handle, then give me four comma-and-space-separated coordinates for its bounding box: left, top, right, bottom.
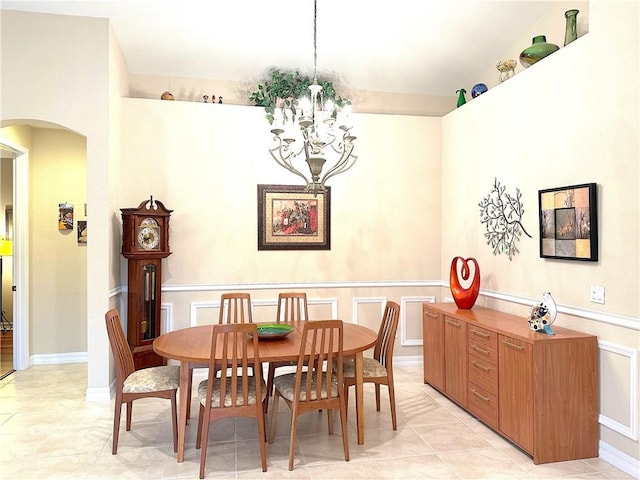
470, 329, 490, 339
471, 388, 490, 402
471, 344, 490, 356
446, 319, 462, 328
425, 312, 438, 319
502, 339, 525, 351
471, 360, 491, 373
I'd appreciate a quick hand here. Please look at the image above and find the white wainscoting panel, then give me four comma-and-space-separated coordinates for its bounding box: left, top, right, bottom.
400, 296, 435, 346
598, 340, 638, 441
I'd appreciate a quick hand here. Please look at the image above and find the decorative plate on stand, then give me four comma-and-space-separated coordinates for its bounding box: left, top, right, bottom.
251, 323, 294, 340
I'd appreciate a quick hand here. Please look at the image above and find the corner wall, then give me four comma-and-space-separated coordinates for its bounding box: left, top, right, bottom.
441, 0, 639, 465
1, 10, 121, 397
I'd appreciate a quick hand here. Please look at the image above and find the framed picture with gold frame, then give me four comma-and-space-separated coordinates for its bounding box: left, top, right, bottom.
538, 183, 598, 261
257, 184, 330, 250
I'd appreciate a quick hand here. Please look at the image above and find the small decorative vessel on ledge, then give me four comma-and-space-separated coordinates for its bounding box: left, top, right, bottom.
496, 59, 517, 82
519, 35, 559, 68
564, 9, 579, 46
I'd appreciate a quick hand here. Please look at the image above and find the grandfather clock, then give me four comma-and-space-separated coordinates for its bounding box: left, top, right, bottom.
121, 196, 172, 369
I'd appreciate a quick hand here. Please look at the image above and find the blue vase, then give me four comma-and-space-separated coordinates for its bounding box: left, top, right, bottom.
471, 83, 488, 98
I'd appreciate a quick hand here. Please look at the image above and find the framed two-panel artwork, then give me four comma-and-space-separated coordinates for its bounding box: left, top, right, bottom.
538, 183, 598, 261
257, 184, 331, 250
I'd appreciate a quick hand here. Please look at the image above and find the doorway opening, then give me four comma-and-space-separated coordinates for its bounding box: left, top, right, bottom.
0, 137, 29, 375
0, 154, 13, 378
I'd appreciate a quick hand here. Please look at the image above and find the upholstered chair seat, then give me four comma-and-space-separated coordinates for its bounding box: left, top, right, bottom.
198, 376, 266, 408
123, 366, 179, 394
342, 357, 387, 378
273, 372, 339, 401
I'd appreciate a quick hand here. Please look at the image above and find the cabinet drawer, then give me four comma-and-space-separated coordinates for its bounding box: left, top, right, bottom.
467, 324, 497, 348
468, 341, 498, 365
469, 355, 498, 393
468, 324, 497, 365
468, 382, 498, 429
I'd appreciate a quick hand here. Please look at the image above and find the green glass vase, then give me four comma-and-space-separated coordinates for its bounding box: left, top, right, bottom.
564, 9, 579, 46
519, 35, 559, 68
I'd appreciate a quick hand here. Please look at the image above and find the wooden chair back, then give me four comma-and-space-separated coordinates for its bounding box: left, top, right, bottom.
295, 320, 344, 402
219, 292, 253, 324
205, 322, 262, 410
105, 308, 135, 386
276, 292, 308, 322
374, 301, 400, 368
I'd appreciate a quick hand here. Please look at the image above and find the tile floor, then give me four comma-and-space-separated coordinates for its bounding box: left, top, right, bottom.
0, 363, 633, 480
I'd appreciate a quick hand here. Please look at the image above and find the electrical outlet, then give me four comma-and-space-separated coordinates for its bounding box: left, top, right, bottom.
590, 285, 605, 304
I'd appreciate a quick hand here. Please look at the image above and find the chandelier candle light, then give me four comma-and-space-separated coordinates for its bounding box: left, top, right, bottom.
268, 0, 358, 196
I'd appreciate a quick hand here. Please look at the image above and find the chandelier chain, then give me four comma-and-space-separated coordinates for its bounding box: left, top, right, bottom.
313, 0, 318, 81
267, 0, 358, 196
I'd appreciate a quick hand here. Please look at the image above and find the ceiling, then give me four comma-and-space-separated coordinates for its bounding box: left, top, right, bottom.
2, 1, 562, 98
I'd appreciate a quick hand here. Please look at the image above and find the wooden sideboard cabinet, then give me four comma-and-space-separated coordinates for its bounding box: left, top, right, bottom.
422, 303, 598, 464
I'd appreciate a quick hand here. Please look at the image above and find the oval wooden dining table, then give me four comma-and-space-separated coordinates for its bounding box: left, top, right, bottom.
153, 320, 377, 463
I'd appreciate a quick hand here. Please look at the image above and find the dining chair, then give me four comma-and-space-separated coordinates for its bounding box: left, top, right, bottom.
343, 300, 400, 430
196, 322, 267, 477
104, 308, 179, 455
219, 292, 253, 324
269, 320, 349, 471
186, 292, 256, 409
264, 292, 309, 413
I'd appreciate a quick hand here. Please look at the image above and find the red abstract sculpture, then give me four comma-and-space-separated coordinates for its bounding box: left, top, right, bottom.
449, 257, 480, 309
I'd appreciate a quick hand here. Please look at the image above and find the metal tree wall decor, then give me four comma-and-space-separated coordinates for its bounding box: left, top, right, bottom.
478, 177, 532, 260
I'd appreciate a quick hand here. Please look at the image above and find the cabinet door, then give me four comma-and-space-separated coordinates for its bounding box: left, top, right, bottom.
444, 316, 467, 406
422, 307, 445, 390
498, 335, 533, 454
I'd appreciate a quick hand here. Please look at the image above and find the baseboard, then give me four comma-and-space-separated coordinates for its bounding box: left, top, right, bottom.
393, 355, 422, 367
85, 385, 111, 401
30, 351, 87, 365
599, 441, 640, 479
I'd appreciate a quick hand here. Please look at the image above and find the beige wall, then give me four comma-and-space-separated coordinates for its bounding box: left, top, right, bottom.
119, 99, 442, 360
129, 73, 457, 117
29, 128, 87, 354
1, 10, 117, 393
1, 125, 89, 355
120, 101, 441, 285
442, 0, 639, 462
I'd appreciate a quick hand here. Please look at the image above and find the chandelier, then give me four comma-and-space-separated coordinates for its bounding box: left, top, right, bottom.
268, 0, 358, 196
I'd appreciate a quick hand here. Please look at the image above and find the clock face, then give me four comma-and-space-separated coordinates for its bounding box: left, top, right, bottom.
137, 218, 161, 250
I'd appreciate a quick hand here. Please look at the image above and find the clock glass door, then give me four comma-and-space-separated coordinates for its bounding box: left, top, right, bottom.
142, 263, 157, 340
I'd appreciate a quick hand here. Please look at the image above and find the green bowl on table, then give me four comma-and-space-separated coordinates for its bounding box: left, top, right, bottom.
252, 323, 294, 340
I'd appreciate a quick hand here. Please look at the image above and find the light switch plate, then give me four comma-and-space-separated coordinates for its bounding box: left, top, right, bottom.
590, 285, 605, 304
